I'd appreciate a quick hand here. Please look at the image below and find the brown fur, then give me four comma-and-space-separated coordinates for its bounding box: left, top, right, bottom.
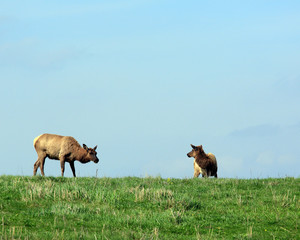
187, 144, 218, 178
33, 133, 99, 177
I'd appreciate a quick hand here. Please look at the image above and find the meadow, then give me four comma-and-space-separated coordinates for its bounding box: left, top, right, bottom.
0, 176, 299, 239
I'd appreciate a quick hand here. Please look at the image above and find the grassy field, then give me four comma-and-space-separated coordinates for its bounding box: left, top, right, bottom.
0, 176, 299, 239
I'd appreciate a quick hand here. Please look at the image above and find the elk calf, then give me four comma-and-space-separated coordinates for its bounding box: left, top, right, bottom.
33, 133, 99, 177
187, 144, 218, 178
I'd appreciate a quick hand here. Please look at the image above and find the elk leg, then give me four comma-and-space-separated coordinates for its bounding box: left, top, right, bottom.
60, 156, 66, 177
39, 156, 46, 176
193, 161, 201, 178
201, 169, 208, 178
69, 161, 76, 177
34, 153, 46, 176
33, 160, 39, 176
194, 170, 200, 178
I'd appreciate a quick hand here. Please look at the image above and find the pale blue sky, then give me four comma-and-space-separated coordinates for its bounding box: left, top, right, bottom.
1, 1, 299, 178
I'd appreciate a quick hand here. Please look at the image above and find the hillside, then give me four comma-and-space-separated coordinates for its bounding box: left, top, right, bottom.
0, 176, 299, 239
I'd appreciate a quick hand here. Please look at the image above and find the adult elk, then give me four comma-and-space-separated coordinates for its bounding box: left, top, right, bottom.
33, 133, 99, 177
187, 144, 218, 178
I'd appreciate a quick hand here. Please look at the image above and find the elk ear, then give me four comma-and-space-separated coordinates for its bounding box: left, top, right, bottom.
191, 144, 196, 149
94, 145, 97, 151
83, 144, 88, 150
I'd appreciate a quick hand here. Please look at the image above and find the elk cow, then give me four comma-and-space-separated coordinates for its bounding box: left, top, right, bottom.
187, 144, 218, 178
33, 133, 99, 177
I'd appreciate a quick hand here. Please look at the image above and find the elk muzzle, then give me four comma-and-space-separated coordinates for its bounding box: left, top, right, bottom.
94, 157, 99, 163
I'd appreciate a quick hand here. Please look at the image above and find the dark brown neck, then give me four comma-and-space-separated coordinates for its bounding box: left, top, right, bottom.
195, 153, 209, 169
199, 148, 207, 158
77, 148, 90, 163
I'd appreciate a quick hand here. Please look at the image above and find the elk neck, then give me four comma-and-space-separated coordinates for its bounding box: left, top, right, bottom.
198, 148, 207, 158
77, 147, 91, 163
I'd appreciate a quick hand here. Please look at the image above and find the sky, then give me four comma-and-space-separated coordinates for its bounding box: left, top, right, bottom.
0, 1, 299, 178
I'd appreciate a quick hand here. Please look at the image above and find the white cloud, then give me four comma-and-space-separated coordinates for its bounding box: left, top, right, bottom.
256, 151, 274, 165
218, 156, 244, 178
229, 124, 280, 138
142, 158, 192, 179
277, 154, 297, 165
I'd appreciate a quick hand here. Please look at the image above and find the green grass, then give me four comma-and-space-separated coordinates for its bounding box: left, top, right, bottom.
0, 176, 299, 239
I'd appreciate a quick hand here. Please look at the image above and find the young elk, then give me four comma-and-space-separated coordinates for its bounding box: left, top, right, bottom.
187, 144, 218, 178
33, 133, 99, 177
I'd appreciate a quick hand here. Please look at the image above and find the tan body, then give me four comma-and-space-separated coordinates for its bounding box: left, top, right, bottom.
188, 145, 218, 178
33, 133, 99, 177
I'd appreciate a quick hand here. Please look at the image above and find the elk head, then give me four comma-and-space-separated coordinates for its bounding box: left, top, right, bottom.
83, 144, 99, 163
187, 144, 203, 158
